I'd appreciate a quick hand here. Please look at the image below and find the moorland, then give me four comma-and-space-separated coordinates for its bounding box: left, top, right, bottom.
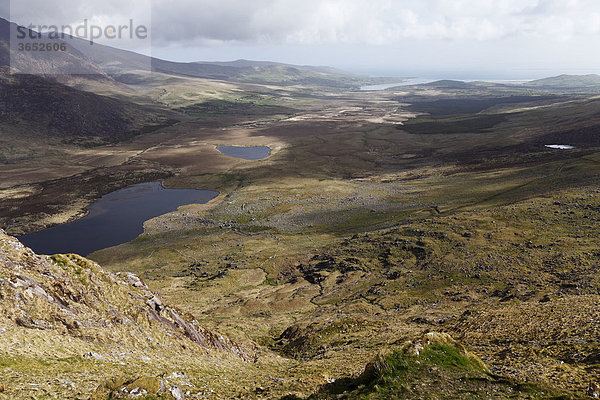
1, 17, 600, 399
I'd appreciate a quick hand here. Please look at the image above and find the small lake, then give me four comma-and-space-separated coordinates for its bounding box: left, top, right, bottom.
19, 182, 218, 256
545, 144, 575, 149
216, 145, 271, 160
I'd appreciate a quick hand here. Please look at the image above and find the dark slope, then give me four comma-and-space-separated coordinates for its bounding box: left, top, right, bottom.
0, 18, 177, 146
0, 70, 165, 143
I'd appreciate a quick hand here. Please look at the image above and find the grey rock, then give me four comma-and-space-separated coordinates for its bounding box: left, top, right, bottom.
170, 386, 185, 400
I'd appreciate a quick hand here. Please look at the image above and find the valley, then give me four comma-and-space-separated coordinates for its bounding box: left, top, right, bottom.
1, 16, 600, 399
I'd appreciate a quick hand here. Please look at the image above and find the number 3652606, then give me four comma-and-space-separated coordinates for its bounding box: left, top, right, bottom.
17, 42, 67, 51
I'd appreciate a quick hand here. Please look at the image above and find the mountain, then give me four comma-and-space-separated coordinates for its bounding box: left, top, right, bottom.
38, 30, 369, 87
200, 58, 358, 75
525, 74, 600, 89
68, 41, 366, 86
0, 19, 180, 151
1, 16, 377, 87
422, 79, 479, 89
0, 17, 109, 77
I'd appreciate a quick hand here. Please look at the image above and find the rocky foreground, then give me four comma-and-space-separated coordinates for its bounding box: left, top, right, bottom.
0, 229, 257, 399
1, 221, 599, 399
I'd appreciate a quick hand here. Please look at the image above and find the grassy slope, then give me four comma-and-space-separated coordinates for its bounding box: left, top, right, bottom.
0, 230, 259, 399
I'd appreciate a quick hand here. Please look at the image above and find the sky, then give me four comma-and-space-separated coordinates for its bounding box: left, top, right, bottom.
5, 0, 600, 79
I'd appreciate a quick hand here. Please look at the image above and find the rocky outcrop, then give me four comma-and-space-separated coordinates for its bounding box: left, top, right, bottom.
0, 228, 254, 361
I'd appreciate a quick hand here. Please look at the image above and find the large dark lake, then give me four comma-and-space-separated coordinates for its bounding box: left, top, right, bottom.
19, 182, 218, 256
216, 145, 271, 160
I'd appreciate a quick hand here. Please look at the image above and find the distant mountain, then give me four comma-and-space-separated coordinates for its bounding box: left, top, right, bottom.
201, 58, 355, 75
0, 17, 109, 77
68, 39, 366, 86
23, 30, 367, 86
1, 17, 373, 87
525, 74, 600, 89
0, 18, 181, 149
422, 79, 478, 89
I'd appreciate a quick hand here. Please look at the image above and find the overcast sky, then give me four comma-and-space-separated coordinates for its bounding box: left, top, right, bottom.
6, 0, 600, 78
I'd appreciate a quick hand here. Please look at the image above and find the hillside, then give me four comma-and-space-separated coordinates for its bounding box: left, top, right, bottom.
0, 228, 255, 398
2, 217, 592, 399
0, 18, 109, 76
1, 16, 375, 91
525, 74, 600, 89
0, 69, 176, 147
50, 32, 373, 87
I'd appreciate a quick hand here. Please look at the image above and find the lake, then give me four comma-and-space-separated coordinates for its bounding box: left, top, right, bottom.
18, 182, 219, 256
216, 145, 271, 160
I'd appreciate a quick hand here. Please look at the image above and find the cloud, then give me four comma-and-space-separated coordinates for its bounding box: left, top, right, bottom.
148, 0, 600, 46
6, 0, 600, 47
8, 0, 151, 29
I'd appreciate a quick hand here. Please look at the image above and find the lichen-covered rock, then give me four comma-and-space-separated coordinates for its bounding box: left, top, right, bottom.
170, 385, 185, 400
90, 376, 172, 399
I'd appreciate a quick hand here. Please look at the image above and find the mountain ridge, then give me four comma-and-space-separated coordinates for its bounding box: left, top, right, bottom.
0, 17, 375, 87
525, 73, 600, 88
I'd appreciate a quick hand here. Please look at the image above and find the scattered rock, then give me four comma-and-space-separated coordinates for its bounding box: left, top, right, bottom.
170, 385, 185, 400
58, 379, 76, 390
167, 372, 188, 379
145, 295, 163, 312
91, 376, 166, 399
83, 352, 105, 361
118, 272, 147, 288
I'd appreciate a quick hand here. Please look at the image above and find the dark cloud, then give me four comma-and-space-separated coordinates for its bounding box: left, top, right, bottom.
7, 0, 600, 46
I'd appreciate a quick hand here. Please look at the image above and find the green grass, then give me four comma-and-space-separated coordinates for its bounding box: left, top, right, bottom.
309, 336, 579, 399
418, 344, 486, 372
